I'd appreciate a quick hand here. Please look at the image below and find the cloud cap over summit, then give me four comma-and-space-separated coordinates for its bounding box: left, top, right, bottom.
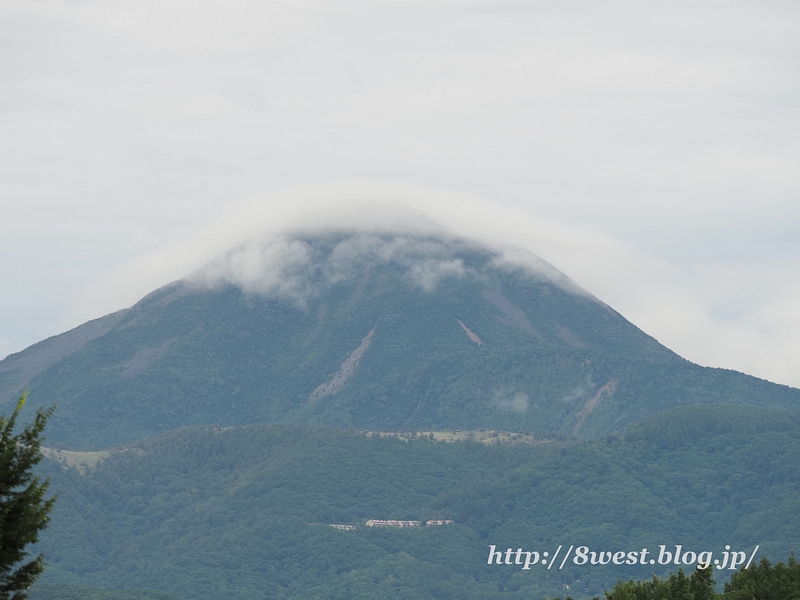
3, 231, 799, 450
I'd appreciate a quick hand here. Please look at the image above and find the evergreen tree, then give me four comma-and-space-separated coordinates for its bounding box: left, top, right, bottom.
604, 567, 720, 599
724, 554, 800, 600
690, 565, 719, 600
0, 394, 56, 600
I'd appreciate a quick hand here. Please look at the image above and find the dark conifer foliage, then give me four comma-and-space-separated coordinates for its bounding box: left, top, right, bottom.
601, 566, 719, 599
0, 394, 56, 599
596, 554, 800, 599
724, 554, 800, 600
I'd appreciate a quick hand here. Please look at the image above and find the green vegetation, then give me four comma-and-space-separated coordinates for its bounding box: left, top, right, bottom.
724, 555, 800, 599
2, 235, 798, 598
34, 405, 800, 599
29, 585, 176, 600
601, 566, 718, 599
0, 394, 56, 599
572, 554, 800, 599
2, 233, 799, 449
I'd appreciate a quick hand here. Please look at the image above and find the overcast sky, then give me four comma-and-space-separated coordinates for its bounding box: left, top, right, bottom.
3, 0, 800, 387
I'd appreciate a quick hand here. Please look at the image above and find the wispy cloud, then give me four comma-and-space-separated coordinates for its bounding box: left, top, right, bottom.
406, 259, 466, 292
492, 388, 530, 414
190, 229, 476, 303
2, 1, 800, 390
192, 237, 315, 302
62, 180, 800, 388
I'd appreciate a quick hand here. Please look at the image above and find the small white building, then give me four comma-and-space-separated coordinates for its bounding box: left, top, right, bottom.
365, 519, 422, 528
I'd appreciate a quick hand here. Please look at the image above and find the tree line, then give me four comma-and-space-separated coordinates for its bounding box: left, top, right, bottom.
556, 554, 800, 600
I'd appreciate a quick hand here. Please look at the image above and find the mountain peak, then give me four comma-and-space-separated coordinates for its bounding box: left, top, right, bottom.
3, 231, 798, 449
187, 231, 588, 304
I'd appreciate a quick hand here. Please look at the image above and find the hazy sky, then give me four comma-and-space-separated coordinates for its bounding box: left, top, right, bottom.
3, 1, 800, 386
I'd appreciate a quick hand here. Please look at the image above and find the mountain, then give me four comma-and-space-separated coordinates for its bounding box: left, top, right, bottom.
2, 231, 799, 449
29, 586, 176, 600
35, 406, 800, 599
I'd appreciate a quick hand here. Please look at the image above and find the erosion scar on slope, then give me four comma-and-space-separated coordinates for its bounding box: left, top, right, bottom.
309, 326, 376, 401
483, 289, 543, 340
572, 379, 618, 435
458, 320, 483, 345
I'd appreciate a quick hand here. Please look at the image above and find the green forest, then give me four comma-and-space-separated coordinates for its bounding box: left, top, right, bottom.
554, 554, 800, 599
31, 557, 800, 600
30, 404, 800, 599
29, 586, 177, 600
0, 235, 795, 599
7, 234, 800, 450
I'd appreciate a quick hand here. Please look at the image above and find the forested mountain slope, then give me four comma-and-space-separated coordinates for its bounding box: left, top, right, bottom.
36, 405, 800, 599
2, 232, 798, 448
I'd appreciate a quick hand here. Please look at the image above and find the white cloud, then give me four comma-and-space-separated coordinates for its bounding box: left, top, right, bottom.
189, 224, 474, 302
607, 259, 800, 388
51, 179, 800, 388
492, 389, 530, 414
1, 1, 799, 391
406, 259, 466, 292
192, 237, 315, 303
